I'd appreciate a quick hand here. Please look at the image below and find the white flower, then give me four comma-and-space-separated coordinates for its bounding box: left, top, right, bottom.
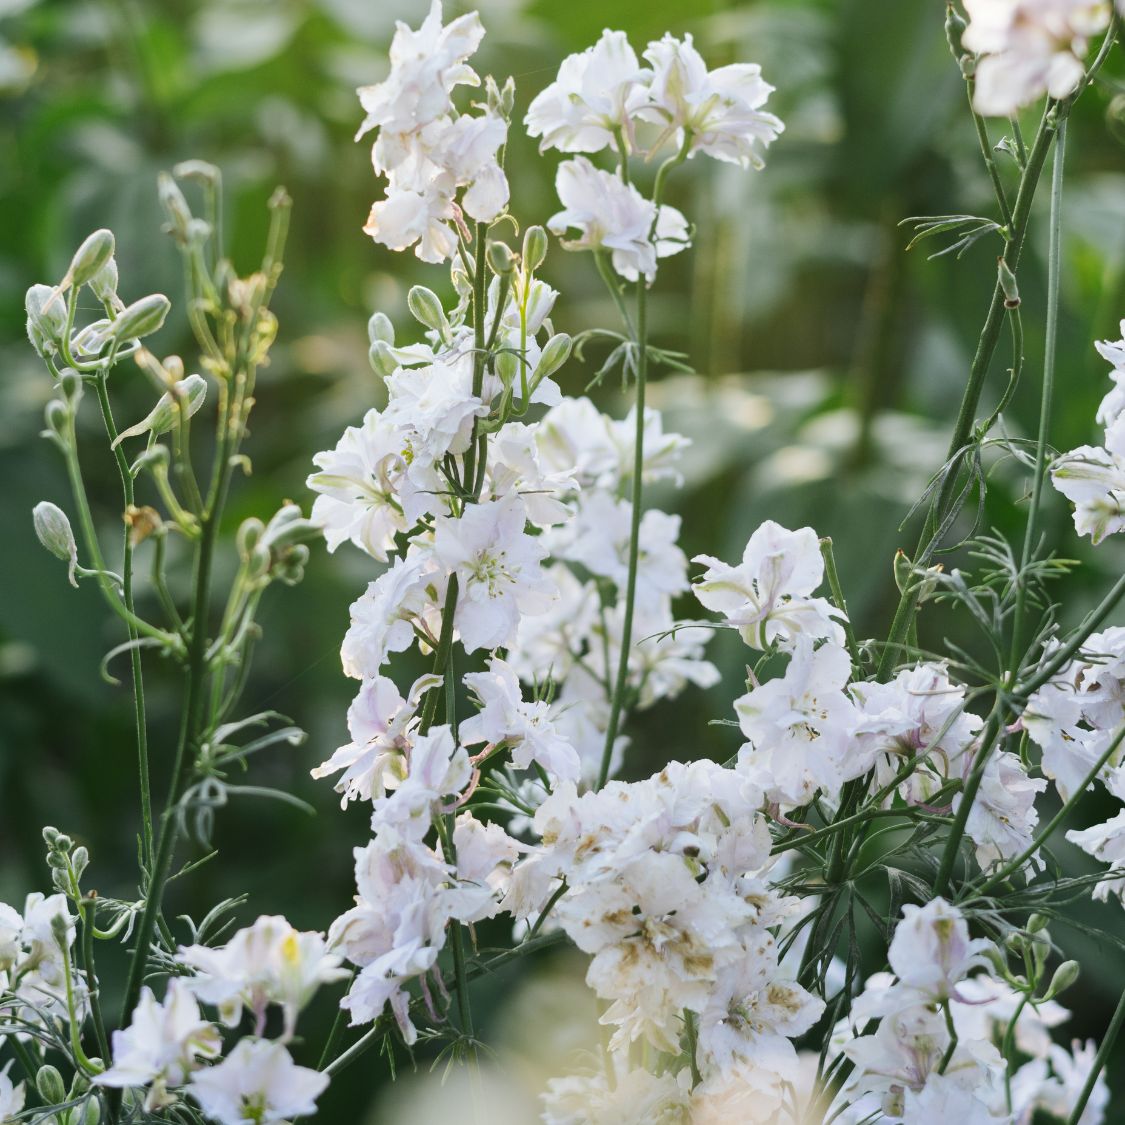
370, 724, 472, 839
693, 520, 845, 651
734, 636, 858, 807
482, 422, 576, 528
307, 408, 408, 560
447, 812, 524, 923
505, 563, 600, 685
341, 552, 440, 679
433, 495, 555, 652
1038, 1039, 1110, 1124
547, 157, 689, 282
887, 898, 992, 1002
960, 750, 1046, 871
542, 1054, 691, 1125
0, 1062, 25, 1124
461, 657, 581, 781
639, 33, 784, 168
0, 903, 20, 972
1051, 415, 1125, 543
1067, 808, 1125, 901
363, 183, 460, 264
355, 1, 483, 139
953, 973, 1070, 1059
901, 1070, 1012, 1120
96, 979, 221, 1110
963, 0, 1111, 115
311, 673, 440, 805
188, 1038, 328, 1125
384, 356, 484, 467
525, 30, 650, 154
178, 916, 346, 1039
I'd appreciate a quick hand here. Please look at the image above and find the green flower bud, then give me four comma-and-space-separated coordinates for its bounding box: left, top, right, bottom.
172, 159, 220, 185
57, 366, 84, 407
111, 374, 207, 448
110, 294, 172, 342
42, 826, 60, 845
533, 333, 572, 381
130, 444, 171, 476
71, 845, 89, 879
1026, 913, 1050, 934
1044, 959, 1080, 1000
68, 229, 115, 288
368, 311, 395, 347
407, 286, 449, 336
495, 349, 520, 388
49, 912, 69, 948
25, 283, 66, 357
33, 501, 79, 587
237, 517, 266, 563
158, 172, 192, 241
89, 256, 119, 304
487, 240, 517, 276
36, 1064, 66, 1105
370, 340, 399, 378
84, 1097, 102, 1125
522, 225, 548, 272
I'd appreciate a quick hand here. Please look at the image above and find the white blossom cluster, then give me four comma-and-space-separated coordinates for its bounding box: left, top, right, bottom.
1051, 321, 1125, 543
963, 0, 1111, 115
829, 899, 1107, 1123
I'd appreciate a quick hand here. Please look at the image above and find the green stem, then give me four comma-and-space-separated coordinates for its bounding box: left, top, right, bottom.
598, 278, 647, 790
968, 83, 1014, 231
1009, 117, 1065, 675
93, 373, 153, 868
819, 537, 862, 671
79, 898, 111, 1064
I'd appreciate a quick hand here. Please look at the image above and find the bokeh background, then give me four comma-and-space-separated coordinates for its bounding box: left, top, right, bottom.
1, 0, 1124, 1117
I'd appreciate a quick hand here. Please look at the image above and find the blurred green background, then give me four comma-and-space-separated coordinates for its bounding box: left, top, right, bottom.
2, 0, 1125, 1116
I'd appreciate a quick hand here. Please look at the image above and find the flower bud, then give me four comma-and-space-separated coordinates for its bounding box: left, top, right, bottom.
533, 333, 572, 381
25, 283, 66, 356
1027, 913, 1050, 934
43, 399, 69, 442
130, 444, 170, 476
368, 311, 395, 347
1044, 960, 1080, 1000
158, 172, 193, 242
172, 159, 220, 185
110, 294, 172, 342
111, 374, 207, 448
57, 366, 84, 406
407, 286, 449, 336
262, 504, 320, 551
33, 501, 79, 587
369, 339, 399, 378
42, 826, 60, 846
89, 256, 119, 304
36, 1064, 66, 1105
71, 845, 89, 879
84, 1098, 102, 1125
487, 240, 516, 276
522, 225, 548, 272
68, 229, 115, 287
495, 349, 520, 388
49, 912, 69, 949
273, 543, 309, 586
944, 3, 968, 57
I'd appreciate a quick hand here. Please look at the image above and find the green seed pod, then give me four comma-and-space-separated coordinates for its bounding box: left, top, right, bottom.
533, 333, 573, 381
522, 225, 548, 272
36, 1064, 67, 1105
68, 229, 115, 287
111, 374, 207, 449
33, 501, 79, 587
110, 294, 172, 342
407, 286, 449, 335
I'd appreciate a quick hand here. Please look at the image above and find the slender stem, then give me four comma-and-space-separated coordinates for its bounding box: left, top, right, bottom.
93, 373, 153, 867
79, 898, 111, 1064
968, 83, 1014, 231
1065, 983, 1125, 1124
819, 537, 862, 671
937, 999, 958, 1074
1009, 118, 1065, 674
598, 278, 647, 790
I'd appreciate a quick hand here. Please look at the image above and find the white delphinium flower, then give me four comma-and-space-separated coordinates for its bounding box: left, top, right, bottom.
541, 1053, 691, 1125
461, 657, 581, 781
1050, 414, 1125, 543
480, 422, 575, 528
178, 916, 346, 1039
692, 519, 845, 651
355, 2, 483, 139
188, 1038, 328, 1125
959, 750, 1046, 871
525, 30, 650, 155
306, 409, 408, 560
433, 495, 556, 652
1038, 1039, 1111, 1124
383, 357, 484, 471
556, 492, 688, 612
639, 33, 784, 168
363, 184, 460, 263
1095, 321, 1125, 426
311, 673, 440, 805
901, 1070, 1013, 1120
0, 903, 20, 971
547, 157, 689, 282
549, 667, 629, 786
606, 404, 692, 487
505, 563, 600, 685
734, 636, 858, 807
953, 973, 1070, 1058
0, 1062, 24, 1124
446, 812, 524, 924
963, 0, 1110, 116
371, 724, 472, 840
330, 829, 453, 1040
533, 396, 620, 487
340, 552, 440, 679
887, 898, 993, 1003
8, 892, 78, 1024
1066, 808, 1125, 901
95, 979, 221, 1110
